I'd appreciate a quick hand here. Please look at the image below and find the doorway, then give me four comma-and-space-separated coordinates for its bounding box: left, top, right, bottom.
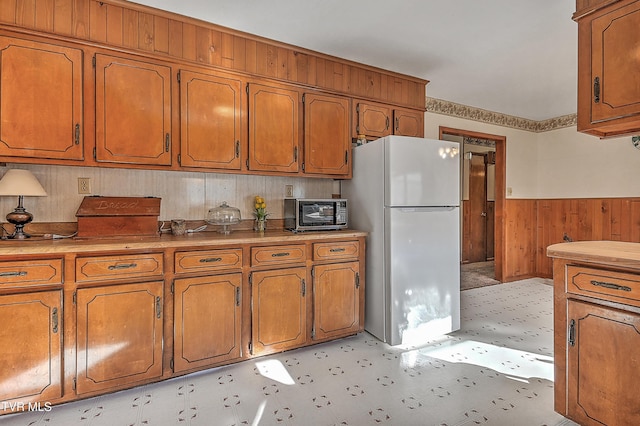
466, 152, 494, 263
439, 127, 506, 283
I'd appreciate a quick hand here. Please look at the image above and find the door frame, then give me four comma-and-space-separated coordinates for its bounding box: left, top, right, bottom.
439, 126, 506, 282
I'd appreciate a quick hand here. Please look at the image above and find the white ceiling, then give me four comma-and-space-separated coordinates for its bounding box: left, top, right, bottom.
130, 0, 577, 121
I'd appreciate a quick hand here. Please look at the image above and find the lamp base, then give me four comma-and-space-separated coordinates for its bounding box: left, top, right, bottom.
6, 200, 33, 239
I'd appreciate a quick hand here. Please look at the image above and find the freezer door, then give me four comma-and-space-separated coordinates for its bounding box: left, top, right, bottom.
384, 136, 460, 207
385, 206, 460, 346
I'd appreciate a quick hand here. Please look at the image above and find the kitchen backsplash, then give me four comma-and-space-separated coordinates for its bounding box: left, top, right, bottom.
0, 165, 334, 223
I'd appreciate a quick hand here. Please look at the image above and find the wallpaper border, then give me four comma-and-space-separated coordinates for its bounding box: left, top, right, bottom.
426, 97, 577, 133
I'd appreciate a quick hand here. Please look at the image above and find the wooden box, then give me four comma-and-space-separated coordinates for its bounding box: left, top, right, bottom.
75, 196, 161, 237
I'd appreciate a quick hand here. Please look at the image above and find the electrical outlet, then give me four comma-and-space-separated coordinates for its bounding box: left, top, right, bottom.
78, 177, 92, 194
285, 184, 294, 198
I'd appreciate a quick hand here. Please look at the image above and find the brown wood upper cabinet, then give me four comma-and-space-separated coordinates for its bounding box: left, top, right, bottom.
393, 107, 425, 138
303, 93, 351, 177
178, 70, 243, 170
575, 0, 640, 137
248, 82, 301, 173
95, 54, 172, 165
0, 35, 84, 162
354, 101, 424, 139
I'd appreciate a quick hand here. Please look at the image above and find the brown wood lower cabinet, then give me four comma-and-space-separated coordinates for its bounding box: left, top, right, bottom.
548, 241, 640, 426
173, 274, 242, 372
250, 267, 308, 356
312, 261, 360, 341
75, 281, 164, 394
0, 290, 62, 403
0, 231, 365, 413
567, 299, 640, 426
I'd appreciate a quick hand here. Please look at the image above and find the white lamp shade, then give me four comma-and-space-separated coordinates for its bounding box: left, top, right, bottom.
0, 169, 47, 197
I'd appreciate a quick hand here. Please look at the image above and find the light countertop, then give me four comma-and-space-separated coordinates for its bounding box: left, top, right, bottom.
547, 240, 640, 269
0, 229, 367, 256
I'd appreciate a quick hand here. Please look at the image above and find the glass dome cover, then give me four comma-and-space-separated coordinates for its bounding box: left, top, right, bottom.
206, 201, 241, 234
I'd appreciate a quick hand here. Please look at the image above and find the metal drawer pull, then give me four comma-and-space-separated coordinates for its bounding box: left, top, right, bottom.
568, 319, 575, 347
271, 252, 290, 257
200, 257, 222, 263
590, 279, 632, 292
52, 308, 59, 334
329, 248, 346, 253
0, 271, 27, 277
108, 263, 138, 270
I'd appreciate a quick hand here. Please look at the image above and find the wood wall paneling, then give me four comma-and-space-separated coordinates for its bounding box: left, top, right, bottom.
504, 199, 537, 281
535, 198, 640, 278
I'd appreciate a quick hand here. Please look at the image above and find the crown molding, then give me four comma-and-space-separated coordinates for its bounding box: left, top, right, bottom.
426, 97, 577, 133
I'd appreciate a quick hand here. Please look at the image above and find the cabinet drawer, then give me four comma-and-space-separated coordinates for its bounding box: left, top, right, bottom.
76, 253, 164, 283
175, 248, 242, 274
313, 241, 359, 261
0, 259, 63, 289
251, 244, 306, 267
567, 265, 640, 307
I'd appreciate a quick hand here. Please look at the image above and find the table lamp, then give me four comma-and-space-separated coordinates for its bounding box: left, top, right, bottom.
0, 169, 47, 239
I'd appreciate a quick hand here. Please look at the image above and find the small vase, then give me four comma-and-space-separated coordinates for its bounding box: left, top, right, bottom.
255, 218, 266, 232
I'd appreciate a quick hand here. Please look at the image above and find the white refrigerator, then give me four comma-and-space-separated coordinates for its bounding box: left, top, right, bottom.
342, 135, 460, 346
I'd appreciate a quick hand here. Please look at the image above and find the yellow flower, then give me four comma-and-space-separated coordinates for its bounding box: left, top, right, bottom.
253, 195, 269, 220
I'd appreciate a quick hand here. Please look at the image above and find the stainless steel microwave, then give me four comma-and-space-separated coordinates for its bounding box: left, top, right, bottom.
284, 199, 348, 231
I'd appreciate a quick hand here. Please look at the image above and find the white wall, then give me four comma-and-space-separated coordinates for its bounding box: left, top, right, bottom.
535, 127, 640, 198
426, 111, 640, 199
0, 164, 334, 223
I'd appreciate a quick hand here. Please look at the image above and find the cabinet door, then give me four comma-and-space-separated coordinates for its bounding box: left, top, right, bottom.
355, 102, 391, 138
173, 274, 242, 372
179, 70, 242, 170
0, 291, 62, 404
251, 267, 307, 355
76, 281, 163, 394
590, 2, 640, 124
95, 54, 171, 165
312, 262, 360, 341
393, 108, 424, 137
0, 36, 83, 161
248, 83, 300, 173
303, 93, 351, 176
567, 299, 640, 426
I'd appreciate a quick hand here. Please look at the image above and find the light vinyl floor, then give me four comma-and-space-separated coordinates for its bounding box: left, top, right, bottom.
3, 278, 578, 426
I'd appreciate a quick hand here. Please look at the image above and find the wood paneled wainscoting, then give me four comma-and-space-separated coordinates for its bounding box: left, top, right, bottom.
504, 198, 640, 281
